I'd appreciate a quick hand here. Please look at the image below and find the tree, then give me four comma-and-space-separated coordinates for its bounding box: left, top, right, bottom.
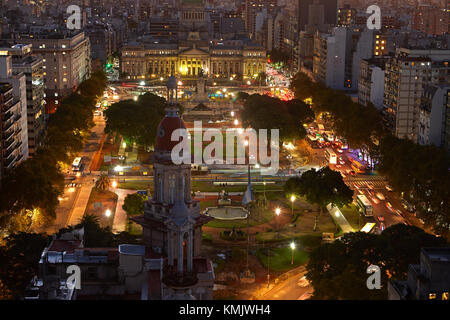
75, 214, 114, 247
95, 174, 111, 192
285, 167, 353, 215
306, 225, 447, 300
0, 232, 48, 298
122, 193, 147, 217
105, 92, 167, 148
241, 94, 310, 142
284, 167, 353, 230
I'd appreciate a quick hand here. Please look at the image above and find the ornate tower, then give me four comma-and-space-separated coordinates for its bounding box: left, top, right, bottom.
132, 74, 212, 298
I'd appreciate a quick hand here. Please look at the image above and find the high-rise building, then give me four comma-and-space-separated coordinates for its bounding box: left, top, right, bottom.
25, 31, 91, 113
358, 57, 388, 110
0, 44, 45, 157
298, 0, 337, 32
383, 48, 450, 142
418, 84, 450, 148
413, 5, 449, 36
0, 55, 28, 182
244, 0, 278, 39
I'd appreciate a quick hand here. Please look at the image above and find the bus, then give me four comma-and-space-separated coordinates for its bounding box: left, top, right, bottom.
356, 194, 373, 217
325, 148, 337, 165
72, 157, 82, 172
349, 158, 365, 174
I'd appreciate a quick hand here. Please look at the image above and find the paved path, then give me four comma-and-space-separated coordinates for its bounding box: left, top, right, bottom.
113, 188, 135, 233
327, 203, 355, 233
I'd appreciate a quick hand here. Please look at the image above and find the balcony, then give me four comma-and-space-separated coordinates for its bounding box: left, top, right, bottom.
3, 127, 15, 141
4, 154, 17, 169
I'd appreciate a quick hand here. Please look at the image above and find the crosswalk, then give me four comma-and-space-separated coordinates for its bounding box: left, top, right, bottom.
346, 180, 387, 190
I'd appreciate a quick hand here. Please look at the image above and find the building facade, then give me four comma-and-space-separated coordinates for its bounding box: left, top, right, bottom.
26, 31, 91, 113
121, 37, 266, 80
0, 44, 46, 157
383, 49, 450, 142
388, 248, 450, 300
418, 84, 450, 148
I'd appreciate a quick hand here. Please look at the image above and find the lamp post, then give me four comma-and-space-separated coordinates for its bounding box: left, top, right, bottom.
290, 195, 296, 216
105, 209, 111, 218
275, 207, 281, 231
290, 242, 296, 265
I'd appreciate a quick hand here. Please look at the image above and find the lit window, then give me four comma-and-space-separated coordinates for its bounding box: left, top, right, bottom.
443, 292, 449, 300
429, 293, 436, 299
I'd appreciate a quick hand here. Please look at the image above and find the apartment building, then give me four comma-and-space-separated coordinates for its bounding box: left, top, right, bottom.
25, 31, 91, 113
418, 84, 450, 148
0, 57, 28, 181
358, 58, 388, 110
383, 48, 450, 142
0, 44, 45, 157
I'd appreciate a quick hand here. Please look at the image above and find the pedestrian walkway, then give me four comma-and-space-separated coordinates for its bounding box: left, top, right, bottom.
113, 188, 135, 233
327, 203, 355, 234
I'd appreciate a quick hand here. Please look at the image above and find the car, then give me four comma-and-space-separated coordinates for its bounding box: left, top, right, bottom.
339, 156, 343, 160
367, 183, 374, 190
377, 215, 384, 222
341, 173, 346, 178
337, 149, 343, 153
380, 222, 386, 231
395, 209, 403, 216
350, 170, 356, 175
339, 160, 345, 165
401, 199, 415, 213
386, 202, 394, 211
371, 197, 380, 205
297, 276, 310, 288
336, 164, 342, 168
376, 192, 385, 201
385, 185, 393, 192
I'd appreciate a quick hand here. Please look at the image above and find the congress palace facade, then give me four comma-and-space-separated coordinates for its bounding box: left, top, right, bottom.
120, 32, 267, 81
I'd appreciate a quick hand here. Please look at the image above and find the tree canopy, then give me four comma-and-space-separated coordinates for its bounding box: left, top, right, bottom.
284, 167, 353, 214
241, 94, 314, 142
122, 193, 147, 217
290, 71, 450, 238
104, 92, 167, 147
0, 71, 107, 231
306, 224, 448, 300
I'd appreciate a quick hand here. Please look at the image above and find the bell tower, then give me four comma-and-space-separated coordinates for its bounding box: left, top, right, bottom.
131, 74, 213, 299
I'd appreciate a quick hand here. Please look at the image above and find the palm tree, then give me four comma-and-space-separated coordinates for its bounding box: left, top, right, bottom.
95, 174, 110, 192
79, 213, 100, 227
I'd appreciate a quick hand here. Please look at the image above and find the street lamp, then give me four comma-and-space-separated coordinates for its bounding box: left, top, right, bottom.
275, 207, 281, 230
231, 111, 235, 117
111, 180, 117, 188
290, 195, 296, 216
105, 209, 111, 217
234, 119, 239, 126
290, 242, 296, 265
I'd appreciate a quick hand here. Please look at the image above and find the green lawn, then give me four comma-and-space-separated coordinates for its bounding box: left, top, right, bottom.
339, 204, 362, 230
257, 247, 309, 272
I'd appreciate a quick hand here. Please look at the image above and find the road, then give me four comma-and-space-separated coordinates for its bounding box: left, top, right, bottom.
258, 267, 313, 300
40, 115, 106, 234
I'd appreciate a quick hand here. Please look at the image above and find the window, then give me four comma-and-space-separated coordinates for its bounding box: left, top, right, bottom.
443, 292, 449, 300
429, 293, 436, 299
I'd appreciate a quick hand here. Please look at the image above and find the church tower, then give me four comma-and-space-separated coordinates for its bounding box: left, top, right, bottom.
132, 74, 212, 298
